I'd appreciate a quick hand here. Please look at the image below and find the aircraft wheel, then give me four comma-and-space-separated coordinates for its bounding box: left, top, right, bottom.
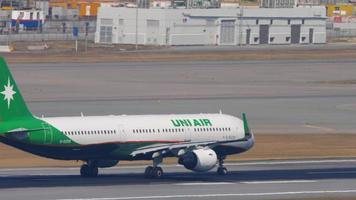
80, 164, 90, 177
144, 166, 163, 178
217, 167, 228, 175
144, 166, 154, 178
80, 164, 98, 177
153, 167, 163, 178
91, 166, 99, 177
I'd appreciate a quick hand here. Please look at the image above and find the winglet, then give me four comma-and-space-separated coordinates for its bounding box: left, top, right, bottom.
242, 113, 251, 137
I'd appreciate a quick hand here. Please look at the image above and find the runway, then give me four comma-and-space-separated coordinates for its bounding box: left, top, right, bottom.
8, 59, 356, 133
2, 58, 356, 199
1, 159, 356, 200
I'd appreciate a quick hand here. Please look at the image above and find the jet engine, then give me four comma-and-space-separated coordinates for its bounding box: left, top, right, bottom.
178, 148, 218, 172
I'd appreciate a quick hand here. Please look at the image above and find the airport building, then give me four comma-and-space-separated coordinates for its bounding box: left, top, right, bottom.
95, 7, 326, 45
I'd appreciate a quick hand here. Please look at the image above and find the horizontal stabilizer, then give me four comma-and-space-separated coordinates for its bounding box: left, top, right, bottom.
1, 128, 45, 135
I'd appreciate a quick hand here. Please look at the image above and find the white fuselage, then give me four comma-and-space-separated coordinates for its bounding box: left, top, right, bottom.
42, 114, 245, 146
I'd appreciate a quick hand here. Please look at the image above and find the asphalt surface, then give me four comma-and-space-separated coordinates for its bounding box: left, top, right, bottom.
1, 159, 356, 200
2, 59, 356, 199
8, 59, 356, 133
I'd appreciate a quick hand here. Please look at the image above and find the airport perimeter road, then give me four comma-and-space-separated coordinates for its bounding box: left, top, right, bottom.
1, 159, 356, 200
9, 59, 356, 133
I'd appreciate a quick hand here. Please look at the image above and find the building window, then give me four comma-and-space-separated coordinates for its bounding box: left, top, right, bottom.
147, 19, 159, 27
100, 18, 113, 44
270, 19, 273, 25
288, 19, 291, 25
119, 19, 124, 26
256, 19, 259, 25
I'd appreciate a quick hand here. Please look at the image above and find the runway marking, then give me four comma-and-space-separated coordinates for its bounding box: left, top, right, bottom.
303, 124, 335, 132
55, 189, 356, 200
226, 159, 356, 166
308, 171, 356, 175
240, 180, 317, 184
1, 159, 356, 173
174, 182, 234, 186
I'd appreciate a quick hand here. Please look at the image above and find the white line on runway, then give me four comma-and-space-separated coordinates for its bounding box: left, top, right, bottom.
240, 180, 317, 184
308, 171, 356, 174
225, 159, 356, 166
2, 159, 356, 172
174, 182, 234, 186
55, 189, 356, 200
304, 125, 335, 132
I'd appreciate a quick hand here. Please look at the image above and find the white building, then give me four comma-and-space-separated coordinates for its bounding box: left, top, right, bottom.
95, 7, 326, 45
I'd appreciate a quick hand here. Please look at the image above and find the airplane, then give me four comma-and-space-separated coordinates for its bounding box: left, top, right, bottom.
0, 57, 254, 178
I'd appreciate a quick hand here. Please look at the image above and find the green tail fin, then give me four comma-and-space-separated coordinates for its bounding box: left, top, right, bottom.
242, 113, 251, 137
0, 57, 33, 121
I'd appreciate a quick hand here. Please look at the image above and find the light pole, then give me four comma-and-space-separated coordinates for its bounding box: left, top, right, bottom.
8, 0, 13, 46
238, 6, 243, 46
135, 0, 138, 50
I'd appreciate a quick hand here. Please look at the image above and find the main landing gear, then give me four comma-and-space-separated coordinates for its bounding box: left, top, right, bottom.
217, 156, 228, 175
80, 161, 99, 177
144, 166, 163, 178
144, 156, 163, 178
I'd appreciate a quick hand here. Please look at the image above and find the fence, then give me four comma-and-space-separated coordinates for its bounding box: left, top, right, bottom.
0, 33, 94, 42
0, 19, 96, 42
327, 29, 356, 38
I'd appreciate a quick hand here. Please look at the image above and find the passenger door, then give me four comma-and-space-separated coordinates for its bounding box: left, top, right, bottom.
117, 124, 127, 142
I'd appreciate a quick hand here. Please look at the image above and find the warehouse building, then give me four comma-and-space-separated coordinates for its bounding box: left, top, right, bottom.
95, 7, 326, 45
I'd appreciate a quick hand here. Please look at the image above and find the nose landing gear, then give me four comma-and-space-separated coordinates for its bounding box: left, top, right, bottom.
80, 161, 99, 177
217, 156, 228, 175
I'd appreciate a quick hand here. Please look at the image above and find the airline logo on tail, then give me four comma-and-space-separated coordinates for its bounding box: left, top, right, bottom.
1, 77, 16, 109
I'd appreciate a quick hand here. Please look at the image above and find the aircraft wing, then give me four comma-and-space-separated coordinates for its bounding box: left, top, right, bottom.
130, 135, 252, 157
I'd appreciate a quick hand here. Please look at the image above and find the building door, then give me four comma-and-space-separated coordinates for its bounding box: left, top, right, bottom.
99, 19, 113, 44
220, 20, 235, 45
206, 19, 216, 45
246, 29, 251, 45
259, 25, 269, 44
117, 19, 124, 43
291, 25, 301, 44
309, 28, 314, 44
147, 20, 159, 45
117, 124, 126, 142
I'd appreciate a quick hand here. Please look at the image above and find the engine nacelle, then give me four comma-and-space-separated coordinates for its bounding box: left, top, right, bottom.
92, 160, 119, 168
178, 148, 218, 172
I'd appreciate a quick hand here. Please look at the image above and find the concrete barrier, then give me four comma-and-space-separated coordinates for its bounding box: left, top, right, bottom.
0, 45, 14, 52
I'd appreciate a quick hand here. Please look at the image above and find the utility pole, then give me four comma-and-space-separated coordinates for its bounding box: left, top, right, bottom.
238, 6, 243, 46
135, 0, 138, 50
8, 0, 12, 46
